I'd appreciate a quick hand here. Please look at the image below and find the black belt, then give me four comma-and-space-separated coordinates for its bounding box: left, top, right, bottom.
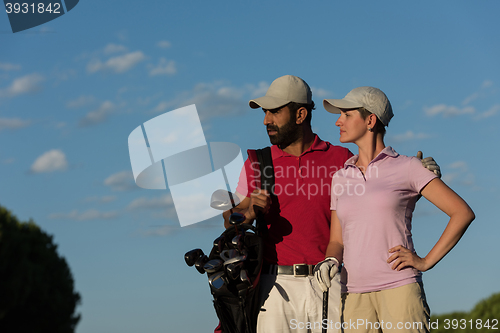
262, 263, 316, 277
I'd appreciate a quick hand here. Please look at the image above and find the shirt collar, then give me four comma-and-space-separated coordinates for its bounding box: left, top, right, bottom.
344, 146, 399, 168
271, 134, 328, 159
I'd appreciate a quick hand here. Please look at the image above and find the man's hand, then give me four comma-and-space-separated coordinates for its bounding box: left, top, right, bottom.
417, 151, 441, 178
387, 245, 430, 272
246, 189, 271, 221
313, 257, 339, 292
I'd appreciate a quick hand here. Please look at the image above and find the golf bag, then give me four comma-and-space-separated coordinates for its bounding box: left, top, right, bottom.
206, 147, 274, 333
209, 222, 263, 333
184, 147, 274, 333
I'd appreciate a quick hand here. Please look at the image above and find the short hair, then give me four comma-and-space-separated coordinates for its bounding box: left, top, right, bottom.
357, 107, 386, 137
288, 101, 315, 125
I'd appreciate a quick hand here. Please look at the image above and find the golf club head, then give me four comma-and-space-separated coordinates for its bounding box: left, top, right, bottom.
210, 189, 240, 211
195, 255, 209, 274
213, 235, 224, 253
220, 249, 239, 262
226, 261, 244, 280
204, 259, 223, 274
240, 269, 252, 287
208, 271, 227, 291
231, 233, 245, 250
184, 248, 204, 267
223, 251, 247, 266
229, 212, 245, 226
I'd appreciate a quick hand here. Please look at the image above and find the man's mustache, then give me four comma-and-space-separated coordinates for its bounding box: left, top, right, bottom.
267, 125, 279, 132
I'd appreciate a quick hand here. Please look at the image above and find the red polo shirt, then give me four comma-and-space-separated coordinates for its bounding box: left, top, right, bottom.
236, 135, 352, 265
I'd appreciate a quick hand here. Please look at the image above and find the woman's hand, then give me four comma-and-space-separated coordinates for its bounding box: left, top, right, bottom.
387, 245, 431, 272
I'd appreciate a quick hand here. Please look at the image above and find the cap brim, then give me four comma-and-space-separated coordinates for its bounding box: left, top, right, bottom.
249, 96, 291, 110
323, 99, 362, 114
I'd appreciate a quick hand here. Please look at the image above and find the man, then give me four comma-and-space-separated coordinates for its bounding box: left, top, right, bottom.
223, 75, 439, 333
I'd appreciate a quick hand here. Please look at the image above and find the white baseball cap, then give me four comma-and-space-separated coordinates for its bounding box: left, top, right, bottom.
249, 75, 312, 110
323, 86, 393, 126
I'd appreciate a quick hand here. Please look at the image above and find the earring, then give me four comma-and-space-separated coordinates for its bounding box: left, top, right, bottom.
368, 127, 373, 132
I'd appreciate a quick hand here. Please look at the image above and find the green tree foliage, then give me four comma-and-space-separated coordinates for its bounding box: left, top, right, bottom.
0, 205, 81, 333
430, 292, 500, 332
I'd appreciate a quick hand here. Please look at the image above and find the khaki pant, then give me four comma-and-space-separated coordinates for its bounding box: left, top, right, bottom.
257, 273, 341, 333
340, 282, 430, 333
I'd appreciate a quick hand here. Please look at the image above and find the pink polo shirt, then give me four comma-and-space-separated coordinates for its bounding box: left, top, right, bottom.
237, 135, 352, 266
330, 146, 437, 293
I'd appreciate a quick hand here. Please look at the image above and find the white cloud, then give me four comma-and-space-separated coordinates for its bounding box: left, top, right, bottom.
424, 104, 475, 117
49, 209, 118, 221
428, 80, 497, 120
87, 51, 146, 74
127, 195, 178, 224
462, 80, 494, 105
442, 160, 467, 183
390, 130, 431, 142
481, 80, 493, 88
85, 195, 117, 203
448, 161, 468, 170
149, 58, 176, 76
441, 173, 457, 184
54, 122, 67, 129
104, 43, 128, 54
462, 92, 480, 106
475, 104, 500, 120
152, 101, 169, 113
127, 194, 174, 210
311, 87, 332, 99
0, 117, 31, 131
157, 40, 172, 49
160, 80, 270, 119
138, 225, 178, 237
246, 81, 269, 98
30, 149, 68, 173
0, 73, 44, 98
0, 62, 21, 71
66, 95, 95, 108
117, 30, 128, 41
441, 161, 478, 189
78, 101, 114, 127
166, 81, 249, 120
104, 170, 137, 191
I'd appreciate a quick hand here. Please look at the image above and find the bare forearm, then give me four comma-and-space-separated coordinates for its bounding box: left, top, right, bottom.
423, 209, 475, 270
325, 241, 344, 263
327, 211, 344, 262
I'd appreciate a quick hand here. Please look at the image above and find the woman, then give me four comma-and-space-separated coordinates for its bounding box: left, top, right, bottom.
315, 86, 475, 333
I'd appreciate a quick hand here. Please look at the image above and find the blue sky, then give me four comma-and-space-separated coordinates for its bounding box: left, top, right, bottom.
1, 1, 499, 332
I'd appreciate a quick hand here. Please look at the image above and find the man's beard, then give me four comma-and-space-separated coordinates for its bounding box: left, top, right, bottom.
267, 114, 301, 148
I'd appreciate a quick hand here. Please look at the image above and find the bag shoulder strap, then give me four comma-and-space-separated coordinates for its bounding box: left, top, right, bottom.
255, 147, 274, 194
247, 147, 274, 236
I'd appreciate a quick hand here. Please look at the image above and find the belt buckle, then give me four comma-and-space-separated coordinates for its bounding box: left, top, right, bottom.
293, 263, 309, 277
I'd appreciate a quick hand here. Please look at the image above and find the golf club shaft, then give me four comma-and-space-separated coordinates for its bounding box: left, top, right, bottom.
322, 289, 328, 333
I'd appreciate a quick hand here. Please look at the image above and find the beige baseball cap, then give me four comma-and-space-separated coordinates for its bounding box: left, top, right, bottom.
323, 86, 393, 126
249, 75, 312, 110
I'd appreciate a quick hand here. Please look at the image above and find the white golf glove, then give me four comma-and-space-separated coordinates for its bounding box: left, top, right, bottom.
314, 257, 340, 293
417, 151, 441, 178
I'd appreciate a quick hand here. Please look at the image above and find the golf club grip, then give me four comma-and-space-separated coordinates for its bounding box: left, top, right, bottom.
322, 289, 328, 333
253, 205, 264, 218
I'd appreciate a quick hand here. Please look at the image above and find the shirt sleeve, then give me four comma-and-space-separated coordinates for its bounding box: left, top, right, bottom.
330, 149, 351, 210
408, 157, 438, 193
330, 170, 341, 211
235, 157, 259, 198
